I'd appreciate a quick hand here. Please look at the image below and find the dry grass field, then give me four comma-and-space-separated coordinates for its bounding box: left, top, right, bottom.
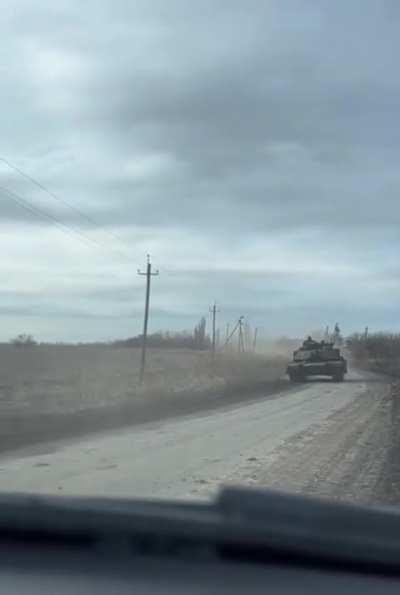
0, 345, 287, 452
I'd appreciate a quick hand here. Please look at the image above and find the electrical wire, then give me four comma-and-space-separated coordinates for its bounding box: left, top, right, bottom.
0, 156, 131, 255
0, 185, 112, 251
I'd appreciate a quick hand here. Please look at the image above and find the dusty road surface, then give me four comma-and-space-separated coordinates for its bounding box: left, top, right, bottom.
0, 370, 393, 505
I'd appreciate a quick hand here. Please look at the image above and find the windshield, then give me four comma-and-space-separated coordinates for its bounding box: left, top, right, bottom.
0, 1, 397, 510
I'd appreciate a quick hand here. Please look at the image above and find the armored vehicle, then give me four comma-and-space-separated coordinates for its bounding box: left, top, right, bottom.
287, 337, 347, 383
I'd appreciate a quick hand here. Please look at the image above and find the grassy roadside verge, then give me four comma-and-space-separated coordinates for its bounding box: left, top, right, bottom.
346, 333, 400, 377
347, 333, 400, 503
0, 349, 288, 454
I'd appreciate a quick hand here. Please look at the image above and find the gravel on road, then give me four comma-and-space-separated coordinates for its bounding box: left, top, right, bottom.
0, 370, 394, 507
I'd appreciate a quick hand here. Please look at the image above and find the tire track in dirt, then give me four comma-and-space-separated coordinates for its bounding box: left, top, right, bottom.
245, 380, 393, 505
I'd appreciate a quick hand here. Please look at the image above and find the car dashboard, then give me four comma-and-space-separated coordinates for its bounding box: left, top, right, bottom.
0, 487, 399, 594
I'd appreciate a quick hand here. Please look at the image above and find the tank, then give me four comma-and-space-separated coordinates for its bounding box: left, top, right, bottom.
287, 337, 347, 383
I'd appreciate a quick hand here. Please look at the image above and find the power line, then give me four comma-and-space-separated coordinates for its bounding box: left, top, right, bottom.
0, 156, 131, 253
0, 185, 111, 251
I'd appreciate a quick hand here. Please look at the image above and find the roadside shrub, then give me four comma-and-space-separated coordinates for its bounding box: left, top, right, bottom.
10, 334, 37, 348
347, 332, 400, 375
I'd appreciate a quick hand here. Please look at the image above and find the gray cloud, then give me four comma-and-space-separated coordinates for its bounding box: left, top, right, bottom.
0, 1, 399, 340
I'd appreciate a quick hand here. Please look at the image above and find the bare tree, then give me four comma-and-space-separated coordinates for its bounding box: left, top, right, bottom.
11, 334, 37, 348
333, 323, 343, 346
194, 317, 208, 350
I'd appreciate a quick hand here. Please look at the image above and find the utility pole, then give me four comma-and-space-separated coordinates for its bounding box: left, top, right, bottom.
209, 302, 219, 357
364, 326, 369, 340
224, 317, 241, 349
137, 255, 159, 384
225, 323, 230, 351
244, 321, 251, 352
253, 327, 258, 353
238, 316, 245, 354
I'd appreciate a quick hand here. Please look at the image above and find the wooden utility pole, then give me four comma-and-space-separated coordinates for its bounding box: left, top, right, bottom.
224, 317, 242, 350
238, 316, 245, 353
209, 302, 219, 358
216, 328, 220, 350
365, 326, 369, 340
225, 323, 230, 351
137, 255, 159, 384
244, 321, 251, 352
253, 327, 258, 352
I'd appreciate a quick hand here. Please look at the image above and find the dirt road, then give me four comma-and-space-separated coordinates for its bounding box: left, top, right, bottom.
0, 370, 393, 505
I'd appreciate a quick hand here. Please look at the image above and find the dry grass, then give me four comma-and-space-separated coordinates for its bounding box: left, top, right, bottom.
0, 345, 289, 452
0, 345, 287, 416
347, 333, 400, 376
212, 352, 287, 390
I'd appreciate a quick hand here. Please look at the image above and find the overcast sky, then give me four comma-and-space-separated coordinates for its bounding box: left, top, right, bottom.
0, 0, 399, 342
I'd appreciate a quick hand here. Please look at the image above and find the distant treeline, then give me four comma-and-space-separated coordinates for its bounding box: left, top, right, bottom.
8, 317, 213, 351
113, 317, 211, 350
113, 331, 211, 350
347, 332, 400, 375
